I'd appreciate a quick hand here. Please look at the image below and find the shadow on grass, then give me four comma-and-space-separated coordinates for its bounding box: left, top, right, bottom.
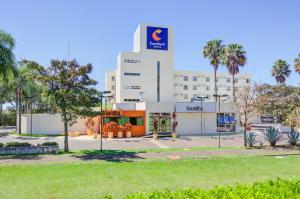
0, 154, 42, 160
72, 150, 146, 163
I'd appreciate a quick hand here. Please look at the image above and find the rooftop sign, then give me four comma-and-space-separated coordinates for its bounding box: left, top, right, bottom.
146, 26, 168, 50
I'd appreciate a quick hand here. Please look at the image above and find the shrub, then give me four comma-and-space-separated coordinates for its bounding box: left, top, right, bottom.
287, 131, 300, 146
246, 132, 257, 147
38, 142, 59, 147
121, 179, 300, 199
0, 143, 3, 148
264, 127, 282, 146
5, 142, 32, 148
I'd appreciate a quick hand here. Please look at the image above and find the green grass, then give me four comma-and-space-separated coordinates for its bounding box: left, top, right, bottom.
10, 131, 63, 137
1, 155, 300, 198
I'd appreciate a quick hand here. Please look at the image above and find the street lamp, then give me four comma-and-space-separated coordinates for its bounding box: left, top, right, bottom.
213, 94, 228, 148
100, 91, 111, 151
196, 96, 208, 136
24, 95, 36, 136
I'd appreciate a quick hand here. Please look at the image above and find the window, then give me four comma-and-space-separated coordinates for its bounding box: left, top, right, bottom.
129, 117, 144, 126
227, 87, 231, 91
192, 85, 197, 90
206, 77, 210, 82
183, 85, 188, 90
124, 72, 141, 76
184, 94, 188, 99
206, 86, 210, 91
192, 76, 197, 81
124, 99, 140, 102
183, 76, 188, 81
246, 78, 250, 83
124, 86, 141, 89
111, 85, 115, 90
193, 94, 198, 98
124, 59, 141, 63
226, 78, 231, 83
111, 76, 115, 81
234, 78, 238, 83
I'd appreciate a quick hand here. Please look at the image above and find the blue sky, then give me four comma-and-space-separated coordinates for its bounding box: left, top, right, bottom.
1, 0, 299, 89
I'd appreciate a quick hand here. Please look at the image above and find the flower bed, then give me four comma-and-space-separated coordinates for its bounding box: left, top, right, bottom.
0, 142, 59, 155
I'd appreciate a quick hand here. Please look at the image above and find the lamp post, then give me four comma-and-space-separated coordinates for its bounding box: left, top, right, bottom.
213, 94, 228, 148
24, 95, 36, 136
196, 96, 208, 136
100, 91, 111, 151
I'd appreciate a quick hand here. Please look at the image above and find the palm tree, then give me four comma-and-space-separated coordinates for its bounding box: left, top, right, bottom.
0, 29, 16, 82
271, 59, 291, 85
294, 54, 300, 74
203, 40, 225, 101
222, 43, 247, 102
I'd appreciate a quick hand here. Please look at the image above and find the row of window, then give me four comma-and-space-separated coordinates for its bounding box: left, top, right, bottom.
110, 72, 141, 81
124, 99, 140, 102
181, 76, 250, 83
124, 59, 141, 63
175, 94, 231, 100
124, 86, 141, 89
181, 85, 231, 91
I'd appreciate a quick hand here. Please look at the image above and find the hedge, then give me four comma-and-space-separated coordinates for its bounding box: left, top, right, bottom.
105, 179, 300, 199
5, 142, 32, 148
38, 142, 58, 147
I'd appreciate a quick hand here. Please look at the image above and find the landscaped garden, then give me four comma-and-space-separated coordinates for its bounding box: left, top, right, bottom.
1, 154, 300, 198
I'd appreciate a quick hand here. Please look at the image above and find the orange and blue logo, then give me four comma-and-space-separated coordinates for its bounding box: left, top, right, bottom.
147, 26, 168, 50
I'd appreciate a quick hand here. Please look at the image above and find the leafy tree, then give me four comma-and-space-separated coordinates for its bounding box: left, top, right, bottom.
203, 40, 225, 100
236, 86, 257, 147
294, 54, 300, 74
271, 59, 291, 85
222, 43, 247, 102
255, 84, 300, 124
0, 29, 16, 82
26, 59, 100, 152
0, 81, 15, 126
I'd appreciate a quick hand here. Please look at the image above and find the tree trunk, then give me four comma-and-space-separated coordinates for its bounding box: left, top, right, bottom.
0, 103, 2, 127
232, 73, 236, 102
244, 124, 247, 147
64, 119, 69, 152
214, 68, 217, 102
18, 91, 22, 134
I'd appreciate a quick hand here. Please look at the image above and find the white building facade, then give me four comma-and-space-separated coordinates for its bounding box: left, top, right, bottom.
105, 24, 252, 135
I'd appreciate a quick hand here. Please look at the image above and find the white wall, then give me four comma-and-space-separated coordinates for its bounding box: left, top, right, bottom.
21, 114, 99, 135
176, 112, 217, 135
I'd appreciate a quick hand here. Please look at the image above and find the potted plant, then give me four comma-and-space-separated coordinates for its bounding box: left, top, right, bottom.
85, 117, 95, 136
107, 122, 115, 139
172, 112, 178, 138
118, 125, 125, 138
125, 122, 132, 138
153, 117, 158, 139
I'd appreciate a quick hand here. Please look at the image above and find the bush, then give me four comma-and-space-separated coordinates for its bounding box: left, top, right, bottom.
5, 142, 32, 148
287, 131, 300, 146
264, 127, 282, 146
0, 143, 3, 148
246, 132, 257, 147
38, 142, 59, 147
121, 179, 300, 199
0, 112, 16, 126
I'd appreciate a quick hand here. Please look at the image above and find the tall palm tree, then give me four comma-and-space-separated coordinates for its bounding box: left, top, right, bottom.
0, 29, 16, 82
203, 40, 225, 101
271, 59, 291, 85
294, 54, 300, 74
222, 43, 247, 102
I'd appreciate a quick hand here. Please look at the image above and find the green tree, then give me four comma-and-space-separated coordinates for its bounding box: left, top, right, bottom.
294, 54, 300, 74
222, 44, 247, 102
271, 59, 291, 85
203, 40, 225, 100
27, 59, 100, 152
0, 29, 16, 82
0, 81, 15, 126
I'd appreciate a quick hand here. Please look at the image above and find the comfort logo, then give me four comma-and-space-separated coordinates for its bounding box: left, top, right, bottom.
152, 29, 162, 42
147, 26, 168, 51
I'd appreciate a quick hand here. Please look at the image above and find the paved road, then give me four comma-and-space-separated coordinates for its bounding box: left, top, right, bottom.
0, 132, 291, 151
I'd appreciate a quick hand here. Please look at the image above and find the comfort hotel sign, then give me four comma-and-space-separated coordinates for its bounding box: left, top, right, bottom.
175, 102, 216, 113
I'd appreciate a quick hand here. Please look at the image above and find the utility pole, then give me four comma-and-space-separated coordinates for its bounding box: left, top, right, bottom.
213, 94, 228, 148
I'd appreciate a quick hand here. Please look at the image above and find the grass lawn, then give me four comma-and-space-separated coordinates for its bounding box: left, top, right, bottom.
1, 155, 300, 199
